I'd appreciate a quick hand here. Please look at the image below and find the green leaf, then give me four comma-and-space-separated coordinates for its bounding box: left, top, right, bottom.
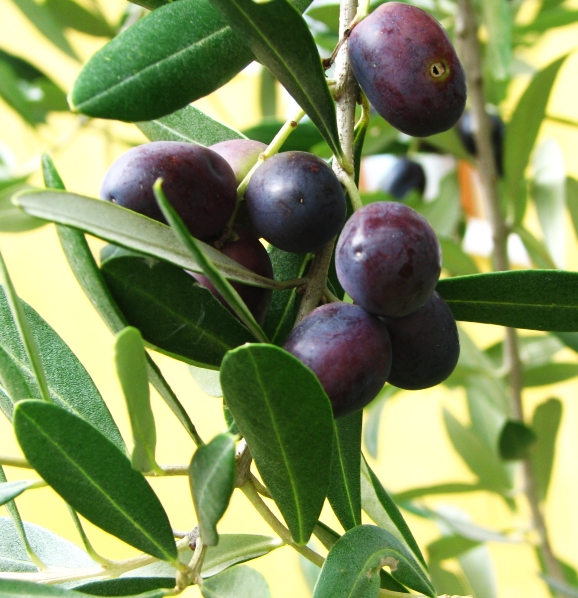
480, 0, 511, 82
516, 8, 578, 34
189, 433, 236, 546
436, 270, 578, 331
440, 238, 479, 277
115, 327, 158, 472
531, 398, 562, 502
555, 331, 578, 353
220, 344, 334, 545
458, 544, 497, 598
327, 411, 362, 530
207, 0, 344, 162
40, 155, 202, 446
190, 365, 223, 397
0, 480, 44, 506
259, 66, 278, 119
531, 138, 566, 268
0, 516, 95, 572
505, 55, 568, 222
429, 561, 468, 597
313, 525, 436, 598
137, 105, 245, 145
153, 180, 268, 342
73, 578, 174, 595
101, 251, 254, 368
44, 0, 115, 37
427, 535, 481, 561
513, 224, 557, 269
363, 386, 399, 459
14, 190, 276, 289
422, 127, 471, 161
567, 176, 578, 241
443, 409, 513, 493
70, 0, 252, 121
360, 458, 426, 569
486, 334, 564, 369
394, 483, 485, 503
523, 363, 578, 387
262, 248, 309, 345
0, 183, 44, 232
0, 284, 124, 449
0, 343, 33, 407
201, 565, 271, 598
498, 420, 537, 460
0, 579, 170, 597
418, 173, 461, 238
14, 400, 177, 563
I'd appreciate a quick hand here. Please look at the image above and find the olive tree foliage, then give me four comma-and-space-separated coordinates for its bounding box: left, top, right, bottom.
0, 0, 578, 595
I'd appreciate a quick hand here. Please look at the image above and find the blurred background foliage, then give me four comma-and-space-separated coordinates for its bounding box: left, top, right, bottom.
1, 0, 578, 596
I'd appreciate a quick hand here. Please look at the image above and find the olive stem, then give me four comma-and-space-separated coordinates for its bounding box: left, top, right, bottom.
456, 0, 565, 591
0, 455, 32, 469
240, 478, 325, 568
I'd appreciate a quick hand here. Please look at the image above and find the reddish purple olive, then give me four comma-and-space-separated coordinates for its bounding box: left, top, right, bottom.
348, 3, 466, 137
210, 139, 267, 185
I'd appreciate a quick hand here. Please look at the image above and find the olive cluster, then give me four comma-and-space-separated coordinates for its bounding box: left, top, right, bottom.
100, 1, 464, 419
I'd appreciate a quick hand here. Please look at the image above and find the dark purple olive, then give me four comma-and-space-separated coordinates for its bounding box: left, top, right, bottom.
101, 141, 237, 240
380, 158, 426, 200
190, 226, 274, 325
381, 292, 460, 390
457, 112, 504, 176
210, 139, 267, 185
336, 202, 441, 317
283, 303, 392, 418
348, 2, 467, 137
245, 151, 346, 254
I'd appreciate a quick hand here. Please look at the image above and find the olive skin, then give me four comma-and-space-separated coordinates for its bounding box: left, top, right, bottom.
348, 2, 467, 137
283, 303, 392, 418
457, 112, 505, 176
335, 202, 441, 317
101, 141, 237, 240
190, 226, 274, 325
210, 139, 267, 185
245, 151, 347, 254
381, 292, 460, 390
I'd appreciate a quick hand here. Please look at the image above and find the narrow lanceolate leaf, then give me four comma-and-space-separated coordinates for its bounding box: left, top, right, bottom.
74, 578, 174, 596
115, 327, 158, 472
14, 400, 178, 563
0, 343, 33, 408
313, 525, 436, 598
505, 55, 568, 223
436, 270, 578, 331
207, 0, 344, 162
327, 411, 362, 531
201, 565, 271, 598
153, 181, 268, 343
13, 190, 276, 288
360, 459, 426, 569
567, 176, 578, 241
189, 433, 236, 546
138, 105, 245, 145
221, 344, 334, 545
0, 182, 44, 233
70, 0, 253, 121
531, 398, 562, 502
40, 155, 202, 446
0, 286, 124, 450
0, 480, 44, 506
0, 579, 170, 598
0, 516, 95, 572
498, 420, 537, 460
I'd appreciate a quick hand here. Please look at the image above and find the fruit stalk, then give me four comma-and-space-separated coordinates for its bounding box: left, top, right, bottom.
456, 0, 565, 589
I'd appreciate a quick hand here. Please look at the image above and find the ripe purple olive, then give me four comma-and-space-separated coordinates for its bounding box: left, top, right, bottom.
245, 151, 347, 254
380, 158, 426, 200
209, 139, 267, 185
190, 226, 274, 325
101, 141, 237, 240
336, 202, 441, 317
283, 303, 392, 418
348, 2, 467, 137
457, 111, 505, 176
381, 292, 460, 390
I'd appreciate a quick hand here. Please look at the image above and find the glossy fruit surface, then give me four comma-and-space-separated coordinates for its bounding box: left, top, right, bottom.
210, 139, 267, 185
381, 292, 460, 389
190, 226, 274, 325
101, 141, 237, 240
245, 151, 346, 253
283, 303, 392, 418
457, 111, 504, 176
336, 202, 441, 317
349, 2, 466, 137
380, 158, 426, 199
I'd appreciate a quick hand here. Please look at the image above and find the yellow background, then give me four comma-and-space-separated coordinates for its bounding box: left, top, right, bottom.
1, 0, 578, 596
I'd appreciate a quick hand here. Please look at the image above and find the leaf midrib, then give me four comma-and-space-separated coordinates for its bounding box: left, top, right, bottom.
443, 298, 578, 309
